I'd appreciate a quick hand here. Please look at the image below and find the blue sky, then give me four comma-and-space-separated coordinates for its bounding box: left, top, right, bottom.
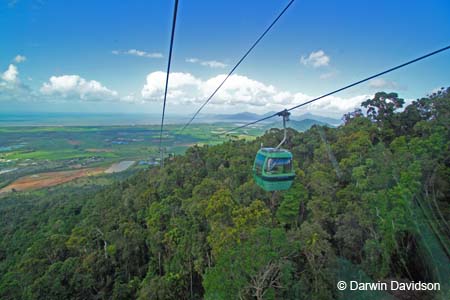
1, 0, 449, 118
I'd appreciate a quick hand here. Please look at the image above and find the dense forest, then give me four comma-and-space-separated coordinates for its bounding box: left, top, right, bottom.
1, 89, 449, 299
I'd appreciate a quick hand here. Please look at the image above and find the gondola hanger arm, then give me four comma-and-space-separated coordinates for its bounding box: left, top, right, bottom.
276, 109, 290, 149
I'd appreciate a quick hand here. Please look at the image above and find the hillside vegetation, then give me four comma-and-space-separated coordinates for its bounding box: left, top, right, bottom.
1, 89, 449, 299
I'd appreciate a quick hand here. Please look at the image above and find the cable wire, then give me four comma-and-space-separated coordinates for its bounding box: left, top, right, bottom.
219, 44, 450, 135
159, 0, 179, 167
180, 0, 295, 132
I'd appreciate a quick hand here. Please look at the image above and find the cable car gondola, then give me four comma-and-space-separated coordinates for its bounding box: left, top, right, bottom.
252, 110, 295, 191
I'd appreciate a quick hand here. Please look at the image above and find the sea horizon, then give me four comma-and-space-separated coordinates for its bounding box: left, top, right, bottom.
0, 112, 193, 126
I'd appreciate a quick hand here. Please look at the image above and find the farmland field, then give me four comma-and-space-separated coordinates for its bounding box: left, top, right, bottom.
0, 123, 261, 193
0, 167, 105, 194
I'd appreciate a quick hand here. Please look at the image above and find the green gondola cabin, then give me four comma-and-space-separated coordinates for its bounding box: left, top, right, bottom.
252, 147, 295, 191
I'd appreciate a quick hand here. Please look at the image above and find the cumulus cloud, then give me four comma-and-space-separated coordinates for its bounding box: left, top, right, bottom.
186, 57, 227, 68
301, 50, 330, 68
2, 64, 19, 82
121, 93, 136, 103
201, 74, 276, 106
14, 55, 26, 63
368, 78, 404, 90
141, 71, 278, 106
1, 68, 119, 103
0, 64, 36, 102
40, 75, 118, 101
141, 71, 201, 100
0, 61, 371, 117
0, 82, 33, 101
112, 49, 163, 58
139, 70, 370, 117
304, 94, 370, 114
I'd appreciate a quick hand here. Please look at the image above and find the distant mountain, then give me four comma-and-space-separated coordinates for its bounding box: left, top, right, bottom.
196, 111, 341, 130
211, 111, 276, 120
264, 119, 333, 132
292, 113, 341, 126
213, 112, 262, 121
211, 111, 340, 123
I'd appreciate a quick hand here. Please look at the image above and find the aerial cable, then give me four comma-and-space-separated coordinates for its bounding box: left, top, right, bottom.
180, 0, 296, 132
219, 44, 450, 135
159, 0, 179, 168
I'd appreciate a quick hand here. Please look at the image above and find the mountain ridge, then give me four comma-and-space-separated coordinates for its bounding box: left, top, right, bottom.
209, 111, 341, 124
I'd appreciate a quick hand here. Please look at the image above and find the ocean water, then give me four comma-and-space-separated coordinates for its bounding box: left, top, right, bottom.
0, 113, 192, 126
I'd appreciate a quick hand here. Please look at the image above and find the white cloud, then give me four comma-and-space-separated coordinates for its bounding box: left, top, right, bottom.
2, 64, 18, 82
304, 94, 370, 114
40, 75, 118, 101
14, 55, 26, 63
127, 49, 163, 58
186, 58, 199, 63
121, 93, 137, 103
201, 74, 276, 105
141, 71, 201, 100
320, 71, 337, 80
186, 57, 227, 68
201, 60, 227, 68
0, 61, 371, 118
368, 78, 400, 89
1, 69, 118, 103
112, 49, 163, 58
141, 71, 277, 106
301, 50, 330, 68
139, 70, 370, 117
0, 64, 35, 102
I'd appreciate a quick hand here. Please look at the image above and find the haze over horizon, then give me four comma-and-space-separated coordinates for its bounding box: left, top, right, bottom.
1, 0, 449, 119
